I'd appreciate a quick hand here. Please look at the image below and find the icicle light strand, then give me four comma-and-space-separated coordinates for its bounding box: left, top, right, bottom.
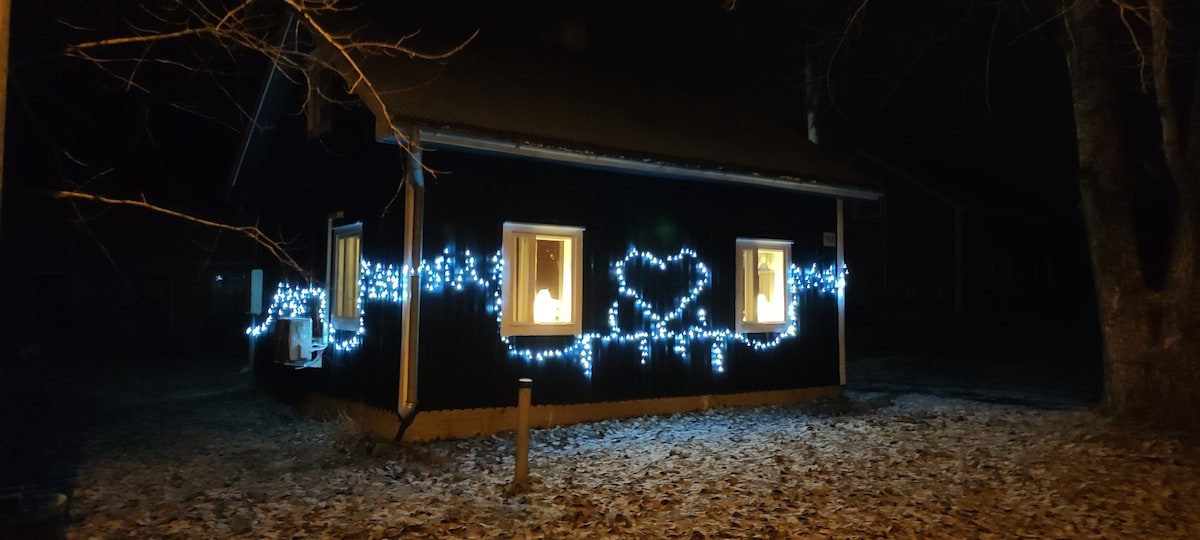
248, 247, 846, 376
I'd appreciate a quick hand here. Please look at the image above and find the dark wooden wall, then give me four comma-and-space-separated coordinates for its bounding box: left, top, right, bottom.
259, 148, 842, 411
414, 150, 840, 409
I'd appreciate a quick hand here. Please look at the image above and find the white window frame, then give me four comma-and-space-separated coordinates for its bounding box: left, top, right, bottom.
501, 222, 585, 337
329, 222, 362, 331
735, 238, 793, 334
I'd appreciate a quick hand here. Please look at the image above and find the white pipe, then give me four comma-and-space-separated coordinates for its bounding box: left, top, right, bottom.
398, 130, 425, 432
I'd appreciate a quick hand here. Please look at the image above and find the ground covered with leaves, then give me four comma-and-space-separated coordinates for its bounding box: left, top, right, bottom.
12, 357, 1200, 539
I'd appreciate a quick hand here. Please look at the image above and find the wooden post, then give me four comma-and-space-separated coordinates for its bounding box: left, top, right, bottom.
514, 378, 533, 486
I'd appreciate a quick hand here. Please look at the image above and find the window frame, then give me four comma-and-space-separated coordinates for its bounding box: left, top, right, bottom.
329, 222, 363, 332
735, 238, 793, 334
501, 222, 585, 337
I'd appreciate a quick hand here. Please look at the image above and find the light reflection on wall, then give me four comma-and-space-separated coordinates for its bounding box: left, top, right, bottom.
247, 246, 846, 376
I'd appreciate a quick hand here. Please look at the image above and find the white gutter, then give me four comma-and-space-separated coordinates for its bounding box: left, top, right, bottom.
383, 129, 882, 201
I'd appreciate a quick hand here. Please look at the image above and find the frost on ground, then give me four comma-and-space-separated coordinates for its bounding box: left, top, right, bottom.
54, 364, 1200, 539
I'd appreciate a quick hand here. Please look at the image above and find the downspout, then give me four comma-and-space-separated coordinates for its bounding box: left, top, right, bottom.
397, 130, 425, 435
836, 198, 846, 385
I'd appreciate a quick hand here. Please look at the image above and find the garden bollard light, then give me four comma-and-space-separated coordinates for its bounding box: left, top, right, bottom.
514, 378, 533, 486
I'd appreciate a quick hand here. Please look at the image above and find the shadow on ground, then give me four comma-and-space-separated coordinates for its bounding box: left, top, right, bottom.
0, 352, 250, 539
1, 352, 82, 539
846, 353, 1103, 411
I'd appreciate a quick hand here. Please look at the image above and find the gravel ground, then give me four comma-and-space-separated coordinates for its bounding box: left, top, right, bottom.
4, 355, 1198, 539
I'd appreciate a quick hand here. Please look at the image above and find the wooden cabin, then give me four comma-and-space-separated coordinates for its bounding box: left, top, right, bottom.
248, 44, 880, 440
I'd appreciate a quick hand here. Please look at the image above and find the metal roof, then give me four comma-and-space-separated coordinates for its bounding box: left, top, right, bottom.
349, 47, 880, 199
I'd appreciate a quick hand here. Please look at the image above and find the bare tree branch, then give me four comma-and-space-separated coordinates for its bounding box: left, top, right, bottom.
823, 0, 871, 120
1146, 0, 1199, 292
216, 0, 258, 31
282, 0, 477, 154
53, 190, 311, 281
57, 0, 477, 275
1148, 0, 1183, 182
64, 0, 477, 145
1107, 0, 1153, 90
68, 27, 217, 50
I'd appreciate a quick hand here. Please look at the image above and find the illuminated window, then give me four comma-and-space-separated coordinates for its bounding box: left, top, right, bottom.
735, 238, 792, 333
330, 223, 362, 331
501, 222, 584, 337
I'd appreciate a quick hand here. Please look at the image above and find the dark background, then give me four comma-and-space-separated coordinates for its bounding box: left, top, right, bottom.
0, 1, 1098, 392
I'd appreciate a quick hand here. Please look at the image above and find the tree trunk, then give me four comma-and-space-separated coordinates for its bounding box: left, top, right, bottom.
1064, 0, 1200, 430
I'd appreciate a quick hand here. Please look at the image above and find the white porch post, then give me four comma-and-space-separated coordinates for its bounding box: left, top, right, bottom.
399, 131, 425, 413
836, 198, 846, 385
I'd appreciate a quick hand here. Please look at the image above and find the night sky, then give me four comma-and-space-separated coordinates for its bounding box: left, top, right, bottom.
8, 1, 1080, 197
1, 1, 1093, 360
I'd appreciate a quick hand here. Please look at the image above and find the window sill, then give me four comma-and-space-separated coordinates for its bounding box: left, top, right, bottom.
501, 322, 582, 338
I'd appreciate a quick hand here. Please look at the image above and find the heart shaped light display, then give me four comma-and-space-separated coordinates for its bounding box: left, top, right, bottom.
610, 248, 710, 335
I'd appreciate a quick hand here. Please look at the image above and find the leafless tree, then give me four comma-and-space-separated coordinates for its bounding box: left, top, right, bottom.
55, 0, 473, 281
801, 0, 1199, 428
1062, 0, 1200, 429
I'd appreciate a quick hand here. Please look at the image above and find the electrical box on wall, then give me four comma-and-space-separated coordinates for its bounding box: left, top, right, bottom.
249, 269, 263, 315
273, 317, 322, 368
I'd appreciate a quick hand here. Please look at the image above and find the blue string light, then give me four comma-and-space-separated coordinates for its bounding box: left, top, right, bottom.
248, 246, 846, 377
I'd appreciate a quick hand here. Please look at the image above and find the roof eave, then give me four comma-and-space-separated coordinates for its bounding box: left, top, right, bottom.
381, 127, 882, 201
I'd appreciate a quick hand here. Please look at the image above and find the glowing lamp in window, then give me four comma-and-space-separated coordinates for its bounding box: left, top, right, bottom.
736, 238, 792, 333
502, 223, 584, 337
